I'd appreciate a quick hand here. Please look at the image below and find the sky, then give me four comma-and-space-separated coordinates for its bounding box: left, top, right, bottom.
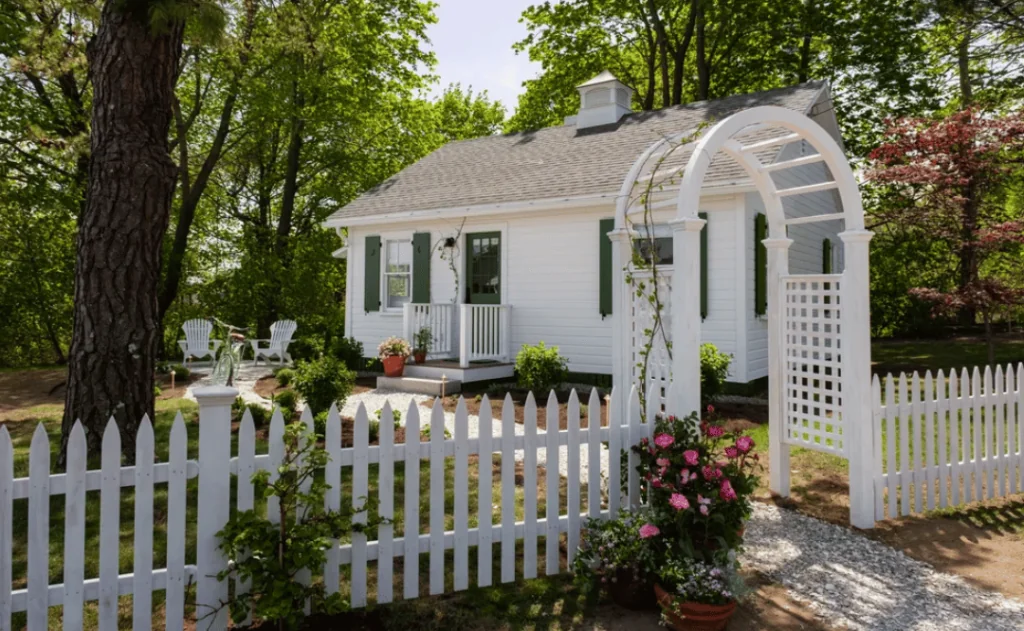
424, 0, 543, 116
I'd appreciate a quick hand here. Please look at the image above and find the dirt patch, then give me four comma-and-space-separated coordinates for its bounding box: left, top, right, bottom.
0, 368, 66, 416
422, 391, 608, 431
253, 376, 286, 400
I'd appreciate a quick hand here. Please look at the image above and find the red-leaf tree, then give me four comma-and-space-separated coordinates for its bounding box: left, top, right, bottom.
866, 109, 1024, 362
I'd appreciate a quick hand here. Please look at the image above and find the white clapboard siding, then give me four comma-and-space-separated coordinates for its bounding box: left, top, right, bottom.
874, 364, 1024, 520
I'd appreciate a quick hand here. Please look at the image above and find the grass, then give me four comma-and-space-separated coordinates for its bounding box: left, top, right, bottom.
872, 337, 1024, 376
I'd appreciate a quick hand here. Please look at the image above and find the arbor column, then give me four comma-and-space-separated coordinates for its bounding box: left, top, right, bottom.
667, 215, 706, 419
840, 229, 875, 528
765, 237, 793, 497
609, 227, 633, 426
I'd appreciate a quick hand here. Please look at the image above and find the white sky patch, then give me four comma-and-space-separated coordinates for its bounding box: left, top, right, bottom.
425, 0, 543, 115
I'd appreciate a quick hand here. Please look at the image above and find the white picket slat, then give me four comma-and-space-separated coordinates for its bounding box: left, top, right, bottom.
477, 395, 493, 588
973, 367, 983, 501
884, 376, 896, 519
132, 417, 155, 631
545, 391, 560, 576
428, 399, 446, 594
403, 402, 421, 600
1007, 366, 1018, 496
27, 424, 50, 631
608, 387, 622, 516
587, 389, 601, 519
911, 372, 923, 514
627, 387, 642, 509
324, 404, 341, 596
950, 370, 962, 507
453, 398, 469, 591
566, 390, 581, 565
165, 414, 188, 631
0, 427, 11, 631
871, 376, 884, 521
984, 367, 995, 500
1017, 365, 1024, 495
898, 374, 910, 515
523, 392, 538, 579
500, 395, 515, 584
98, 419, 120, 631
936, 371, 948, 509
923, 372, 936, 511
996, 365, 1006, 498
352, 403, 370, 607
378, 401, 396, 604
61, 422, 86, 631
267, 409, 285, 525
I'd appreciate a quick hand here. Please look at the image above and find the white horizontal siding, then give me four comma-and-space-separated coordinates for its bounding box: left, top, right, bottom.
745, 193, 769, 381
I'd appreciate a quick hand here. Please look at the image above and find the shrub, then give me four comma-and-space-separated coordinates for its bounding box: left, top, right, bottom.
700, 343, 732, 406
375, 408, 402, 424
314, 410, 329, 437
246, 404, 269, 429
515, 342, 568, 393
274, 367, 295, 387
172, 364, 191, 381
292, 355, 355, 414
331, 336, 365, 371
572, 510, 659, 597
153, 385, 162, 397
287, 335, 324, 362
274, 390, 298, 418
368, 419, 380, 444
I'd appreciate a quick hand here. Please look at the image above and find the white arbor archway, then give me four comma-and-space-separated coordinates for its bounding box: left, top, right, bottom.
611, 106, 875, 528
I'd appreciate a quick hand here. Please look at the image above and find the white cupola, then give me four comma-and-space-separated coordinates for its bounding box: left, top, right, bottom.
573, 71, 633, 130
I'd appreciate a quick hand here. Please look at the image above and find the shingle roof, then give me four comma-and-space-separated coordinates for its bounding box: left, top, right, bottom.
327, 81, 828, 223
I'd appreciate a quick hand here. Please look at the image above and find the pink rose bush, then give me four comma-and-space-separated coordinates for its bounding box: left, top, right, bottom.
632, 411, 760, 560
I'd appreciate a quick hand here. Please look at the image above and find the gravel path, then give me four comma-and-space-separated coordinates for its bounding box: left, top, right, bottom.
184, 364, 274, 407
743, 502, 1024, 631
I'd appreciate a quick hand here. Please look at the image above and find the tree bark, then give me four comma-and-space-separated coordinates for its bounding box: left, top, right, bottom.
60, 0, 185, 464
695, 0, 710, 100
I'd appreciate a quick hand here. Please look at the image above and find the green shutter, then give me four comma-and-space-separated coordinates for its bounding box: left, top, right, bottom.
755, 214, 767, 316
599, 218, 614, 317
699, 212, 708, 319
412, 232, 431, 303
364, 235, 381, 312
822, 238, 833, 274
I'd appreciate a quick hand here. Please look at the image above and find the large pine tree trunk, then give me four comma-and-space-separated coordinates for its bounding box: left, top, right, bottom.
60, 1, 185, 464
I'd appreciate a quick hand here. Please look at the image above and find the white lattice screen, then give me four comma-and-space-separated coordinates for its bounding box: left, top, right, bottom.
782, 275, 845, 455
630, 270, 672, 412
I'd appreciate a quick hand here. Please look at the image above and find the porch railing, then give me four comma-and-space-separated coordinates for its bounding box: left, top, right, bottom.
402, 303, 457, 359
459, 304, 512, 367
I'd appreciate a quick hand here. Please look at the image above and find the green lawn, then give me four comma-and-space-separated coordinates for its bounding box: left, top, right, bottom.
872, 337, 1024, 376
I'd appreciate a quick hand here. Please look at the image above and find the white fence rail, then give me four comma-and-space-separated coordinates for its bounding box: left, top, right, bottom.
403, 303, 457, 359
1, 384, 659, 630
459, 304, 512, 367
872, 364, 1024, 521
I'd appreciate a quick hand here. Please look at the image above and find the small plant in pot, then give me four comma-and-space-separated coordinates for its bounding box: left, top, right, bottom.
572, 510, 659, 610
378, 336, 412, 377
654, 555, 747, 631
413, 326, 433, 364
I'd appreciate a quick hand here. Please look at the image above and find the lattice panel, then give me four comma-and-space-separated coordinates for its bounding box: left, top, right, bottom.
782, 276, 845, 455
630, 271, 672, 412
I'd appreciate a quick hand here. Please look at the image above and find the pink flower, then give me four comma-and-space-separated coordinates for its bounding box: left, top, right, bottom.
736, 436, 754, 453
669, 493, 690, 511
702, 465, 722, 481
705, 425, 725, 438
656, 457, 670, 468
639, 523, 660, 539
651, 478, 663, 488
654, 433, 675, 449
724, 446, 739, 459
697, 494, 712, 516
683, 450, 699, 466
720, 479, 738, 502
679, 469, 693, 484
700, 504, 710, 516
706, 405, 715, 415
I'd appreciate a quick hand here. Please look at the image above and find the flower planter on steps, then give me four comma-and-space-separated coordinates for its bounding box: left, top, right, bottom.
654, 583, 737, 631
382, 355, 406, 377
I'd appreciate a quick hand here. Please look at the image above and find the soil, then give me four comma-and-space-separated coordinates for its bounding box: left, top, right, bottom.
0, 368, 66, 417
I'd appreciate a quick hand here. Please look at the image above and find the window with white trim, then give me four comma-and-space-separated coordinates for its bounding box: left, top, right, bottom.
384, 239, 412, 309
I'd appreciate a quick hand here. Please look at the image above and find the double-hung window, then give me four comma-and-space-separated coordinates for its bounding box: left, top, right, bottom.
384, 239, 412, 309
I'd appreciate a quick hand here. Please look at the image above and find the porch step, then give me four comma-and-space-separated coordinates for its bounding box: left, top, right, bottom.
405, 362, 514, 383
376, 376, 462, 396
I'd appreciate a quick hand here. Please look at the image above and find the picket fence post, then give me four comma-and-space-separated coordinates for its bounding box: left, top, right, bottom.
194, 386, 237, 631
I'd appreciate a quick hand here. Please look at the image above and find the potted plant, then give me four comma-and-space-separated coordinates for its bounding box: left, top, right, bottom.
654, 556, 746, 631
378, 336, 412, 377
413, 326, 433, 364
572, 510, 659, 610
632, 409, 760, 559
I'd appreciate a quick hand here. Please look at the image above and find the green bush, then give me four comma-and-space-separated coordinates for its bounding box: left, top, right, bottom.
288, 336, 324, 362
274, 390, 299, 418
314, 410, 329, 437
246, 404, 270, 428
368, 419, 380, 444
172, 364, 191, 381
375, 408, 402, 424
153, 385, 162, 397
292, 355, 355, 414
700, 343, 732, 406
274, 367, 295, 387
515, 342, 568, 393
331, 336, 365, 371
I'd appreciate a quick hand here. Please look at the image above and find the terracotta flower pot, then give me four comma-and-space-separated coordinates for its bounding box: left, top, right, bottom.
606, 568, 657, 610
382, 355, 406, 377
413, 351, 427, 364
654, 583, 737, 631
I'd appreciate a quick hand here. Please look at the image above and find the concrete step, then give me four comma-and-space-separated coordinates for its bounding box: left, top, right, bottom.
376, 375, 462, 396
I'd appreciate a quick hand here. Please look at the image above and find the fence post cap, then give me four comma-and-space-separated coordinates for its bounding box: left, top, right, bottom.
192, 386, 239, 406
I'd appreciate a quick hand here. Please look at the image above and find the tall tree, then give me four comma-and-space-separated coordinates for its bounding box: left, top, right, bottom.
60, 0, 223, 463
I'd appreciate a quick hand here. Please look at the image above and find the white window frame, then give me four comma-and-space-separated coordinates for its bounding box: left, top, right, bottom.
382, 238, 413, 312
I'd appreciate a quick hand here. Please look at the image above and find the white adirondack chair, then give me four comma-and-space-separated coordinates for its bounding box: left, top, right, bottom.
177, 319, 222, 364
250, 320, 298, 366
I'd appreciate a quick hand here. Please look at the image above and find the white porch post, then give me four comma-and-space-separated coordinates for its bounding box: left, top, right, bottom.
840, 229, 875, 528
459, 304, 471, 368
667, 215, 706, 419
765, 237, 793, 497
194, 386, 237, 631
403, 303, 413, 346
609, 227, 633, 426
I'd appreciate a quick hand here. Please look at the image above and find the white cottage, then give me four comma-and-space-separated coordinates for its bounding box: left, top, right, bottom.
324, 73, 846, 391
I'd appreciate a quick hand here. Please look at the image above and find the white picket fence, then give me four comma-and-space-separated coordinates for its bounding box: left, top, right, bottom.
872, 364, 1024, 520
0, 384, 661, 630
